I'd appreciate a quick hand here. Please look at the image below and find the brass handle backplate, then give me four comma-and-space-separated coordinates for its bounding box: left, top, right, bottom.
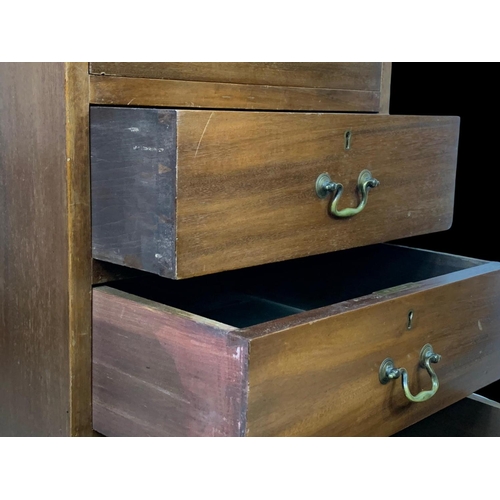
379, 344, 442, 403
316, 169, 380, 218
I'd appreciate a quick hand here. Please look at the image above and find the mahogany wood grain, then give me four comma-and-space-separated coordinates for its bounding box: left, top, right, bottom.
0, 63, 92, 436
176, 111, 459, 278
89, 75, 381, 112
89, 62, 383, 90
92, 246, 500, 436
243, 263, 500, 436
92, 288, 247, 437
91, 108, 460, 278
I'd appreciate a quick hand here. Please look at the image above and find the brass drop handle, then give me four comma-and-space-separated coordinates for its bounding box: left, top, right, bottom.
379, 344, 442, 403
315, 169, 380, 218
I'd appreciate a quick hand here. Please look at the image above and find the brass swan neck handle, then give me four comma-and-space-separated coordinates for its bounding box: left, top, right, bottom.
316, 169, 380, 218
379, 344, 442, 403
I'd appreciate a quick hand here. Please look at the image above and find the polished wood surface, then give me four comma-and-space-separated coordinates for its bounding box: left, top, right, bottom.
89, 62, 383, 90
92, 108, 460, 278
92, 246, 500, 436
0, 63, 92, 435
394, 395, 500, 436
176, 111, 459, 278
93, 288, 247, 437
244, 262, 500, 436
89, 75, 381, 112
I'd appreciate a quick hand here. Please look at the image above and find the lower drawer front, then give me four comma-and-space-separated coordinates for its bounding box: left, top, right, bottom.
92, 245, 500, 436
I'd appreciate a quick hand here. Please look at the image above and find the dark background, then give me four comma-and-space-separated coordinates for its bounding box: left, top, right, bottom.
391, 63, 496, 260
390, 63, 499, 399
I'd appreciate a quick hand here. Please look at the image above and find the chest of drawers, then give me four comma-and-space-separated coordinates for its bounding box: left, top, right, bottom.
1, 62, 498, 436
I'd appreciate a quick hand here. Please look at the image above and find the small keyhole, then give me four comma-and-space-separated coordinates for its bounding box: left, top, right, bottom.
344, 130, 352, 150
407, 310, 414, 330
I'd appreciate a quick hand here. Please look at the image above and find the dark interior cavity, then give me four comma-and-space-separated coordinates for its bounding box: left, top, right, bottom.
104, 244, 483, 328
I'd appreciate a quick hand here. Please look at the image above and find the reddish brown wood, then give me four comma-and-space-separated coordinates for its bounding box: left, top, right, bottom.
89, 75, 381, 112
91, 108, 460, 278
89, 62, 383, 90
92, 246, 500, 436
0, 62, 92, 436
244, 262, 500, 436
176, 111, 459, 278
92, 288, 247, 437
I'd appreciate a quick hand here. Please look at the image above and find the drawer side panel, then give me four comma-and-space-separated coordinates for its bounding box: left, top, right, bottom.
91, 107, 177, 277
92, 288, 247, 437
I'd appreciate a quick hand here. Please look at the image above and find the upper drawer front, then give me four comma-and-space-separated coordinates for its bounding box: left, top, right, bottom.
89, 63, 386, 112
91, 108, 460, 279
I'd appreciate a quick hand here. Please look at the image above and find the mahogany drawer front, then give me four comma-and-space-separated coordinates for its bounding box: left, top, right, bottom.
89, 63, 385, 112
92, 245, 500, 437
91, 108, 460, 279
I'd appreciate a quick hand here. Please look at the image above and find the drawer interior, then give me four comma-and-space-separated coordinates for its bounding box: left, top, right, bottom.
102, 244, 484, 329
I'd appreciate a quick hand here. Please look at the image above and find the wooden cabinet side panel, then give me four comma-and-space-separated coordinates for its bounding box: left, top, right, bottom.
65, 62, 92, 436
0, 63, 69, 435
92, 288, 247, 436
245, 265, 500, 436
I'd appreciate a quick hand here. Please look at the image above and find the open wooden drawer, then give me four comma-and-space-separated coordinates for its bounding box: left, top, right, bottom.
91, 108, 459, 279
92, 244, 500, 436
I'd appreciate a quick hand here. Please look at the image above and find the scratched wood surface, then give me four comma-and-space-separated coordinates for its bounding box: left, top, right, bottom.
0, 63, 92, 436
92, 246, 500, 436
243, 262, 500, 436
91, 109, 460, 279
91, 107, 178, 277
89, 62, 383, 90
176, 111, 460, 278
89, 75, 381, 112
